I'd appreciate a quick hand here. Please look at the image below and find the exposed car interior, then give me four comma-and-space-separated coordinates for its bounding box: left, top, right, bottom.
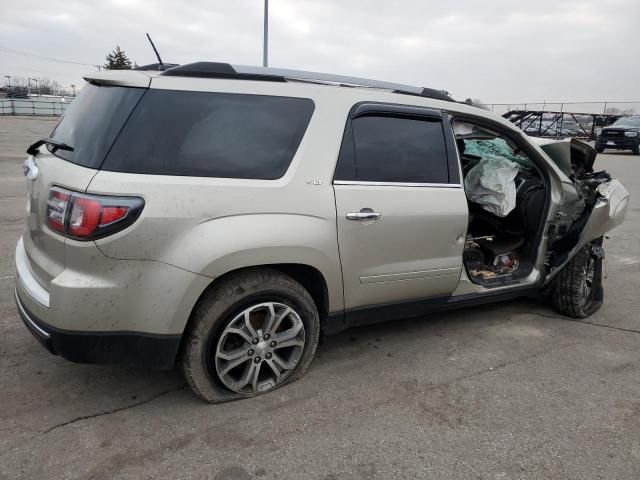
454, 120, 547, 286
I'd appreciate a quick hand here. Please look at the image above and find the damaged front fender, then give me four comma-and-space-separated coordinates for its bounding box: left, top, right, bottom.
545, 178, 629, 284
585, 179, 630, 239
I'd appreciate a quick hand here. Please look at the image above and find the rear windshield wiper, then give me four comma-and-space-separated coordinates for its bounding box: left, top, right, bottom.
27, 138, 74, 156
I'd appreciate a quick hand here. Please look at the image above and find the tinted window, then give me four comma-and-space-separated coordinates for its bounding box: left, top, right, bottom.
349, 115, 449, 183
103, 90, 314, 179
49, 84, 145, 168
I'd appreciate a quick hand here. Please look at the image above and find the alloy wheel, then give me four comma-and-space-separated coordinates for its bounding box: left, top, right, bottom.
580, 254, 596, 306
214, 302, 305, 394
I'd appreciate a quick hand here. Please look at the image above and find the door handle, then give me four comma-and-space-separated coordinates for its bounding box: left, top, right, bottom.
346, 210, 382, 221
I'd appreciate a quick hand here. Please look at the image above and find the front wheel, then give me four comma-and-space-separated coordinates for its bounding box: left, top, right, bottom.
181, 269, 320, 403
550, 240, 604, 318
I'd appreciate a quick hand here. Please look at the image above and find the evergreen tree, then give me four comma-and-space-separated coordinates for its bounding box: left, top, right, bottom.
104, 46, 133, 70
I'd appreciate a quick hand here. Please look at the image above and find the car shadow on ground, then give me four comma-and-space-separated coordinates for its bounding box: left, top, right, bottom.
20, 295, 547, 405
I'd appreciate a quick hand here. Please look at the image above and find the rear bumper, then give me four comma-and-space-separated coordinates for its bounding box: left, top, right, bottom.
15, 288, 181, 369
14, 234, 212, 369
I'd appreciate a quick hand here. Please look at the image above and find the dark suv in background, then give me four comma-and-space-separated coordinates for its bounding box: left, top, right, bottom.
596, 115, 640, 154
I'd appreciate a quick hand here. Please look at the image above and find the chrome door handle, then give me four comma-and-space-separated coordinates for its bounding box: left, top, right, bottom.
346, 211, 382, 221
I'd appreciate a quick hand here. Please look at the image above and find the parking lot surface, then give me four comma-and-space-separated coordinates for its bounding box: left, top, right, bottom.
1, 116, 639, 479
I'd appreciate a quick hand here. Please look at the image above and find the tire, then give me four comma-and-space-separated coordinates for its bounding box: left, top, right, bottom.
551, 240, 604, 318
595, 146, 604, 153
632, 144, 639, 155
181, 268, 320, 403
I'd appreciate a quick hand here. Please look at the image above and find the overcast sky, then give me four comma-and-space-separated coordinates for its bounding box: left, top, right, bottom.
1, 0, 639, 102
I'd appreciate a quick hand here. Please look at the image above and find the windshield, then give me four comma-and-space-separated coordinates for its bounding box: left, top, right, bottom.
49, 83, 145, 168
612, 116, 640, 128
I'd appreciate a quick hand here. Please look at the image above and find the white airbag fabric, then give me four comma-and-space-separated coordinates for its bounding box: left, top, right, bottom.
464, 155, 519, 217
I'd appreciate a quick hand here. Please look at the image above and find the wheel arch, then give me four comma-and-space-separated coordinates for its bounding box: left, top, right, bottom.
177, 263, 335, 355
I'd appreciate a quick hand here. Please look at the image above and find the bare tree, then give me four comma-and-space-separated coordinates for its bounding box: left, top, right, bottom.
35, 78, 63, 96
606, 106, 636, 116
8, 77, 29, 97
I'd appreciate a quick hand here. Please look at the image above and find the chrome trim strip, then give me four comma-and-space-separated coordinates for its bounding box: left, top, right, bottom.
14, 289, 51, 339
360, 267, 461, 284
334, 180, 462, 188
15, 237, 50, 308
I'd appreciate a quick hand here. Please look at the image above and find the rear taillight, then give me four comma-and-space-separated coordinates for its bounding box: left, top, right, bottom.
46, 187, 144, 240
46, 188, 70, 233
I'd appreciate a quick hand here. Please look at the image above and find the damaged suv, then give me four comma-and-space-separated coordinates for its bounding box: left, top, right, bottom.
15, 63, 629, 402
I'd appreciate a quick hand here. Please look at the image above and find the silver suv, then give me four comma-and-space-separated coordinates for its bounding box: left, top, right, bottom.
15, 63, 629, 402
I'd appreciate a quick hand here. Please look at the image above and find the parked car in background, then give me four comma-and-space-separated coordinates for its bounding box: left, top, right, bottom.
15, 63, 630, 402
595, 116, 640, 154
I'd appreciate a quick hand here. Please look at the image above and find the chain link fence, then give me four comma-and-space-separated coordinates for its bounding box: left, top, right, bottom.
0, 98, 72, 116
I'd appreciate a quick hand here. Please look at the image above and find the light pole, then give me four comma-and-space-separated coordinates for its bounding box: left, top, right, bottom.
28, 77, 39, 96
263, 0, 269, 67
70, 84, 76, 96
3, 75, 9, 88
33, 78, 39, 94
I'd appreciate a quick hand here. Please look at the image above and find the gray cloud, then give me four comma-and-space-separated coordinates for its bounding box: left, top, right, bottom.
1, 0, 639, 102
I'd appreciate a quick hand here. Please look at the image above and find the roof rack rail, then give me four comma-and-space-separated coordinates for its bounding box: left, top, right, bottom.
161, 62, 453, 102
162, 62, 286, 82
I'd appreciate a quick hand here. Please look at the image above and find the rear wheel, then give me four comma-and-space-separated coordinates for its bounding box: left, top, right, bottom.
181, 268, 320, 403
595, 146, 604, 153
551, 240, 604, 318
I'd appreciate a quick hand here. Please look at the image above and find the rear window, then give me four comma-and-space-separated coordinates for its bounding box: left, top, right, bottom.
102, 90, 315, 179
49, 84, 145, 168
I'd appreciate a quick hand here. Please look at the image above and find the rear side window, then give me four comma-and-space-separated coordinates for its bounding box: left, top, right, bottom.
336, 114, 449, 183
103, 90, 314, 179
49, 84, 145, 168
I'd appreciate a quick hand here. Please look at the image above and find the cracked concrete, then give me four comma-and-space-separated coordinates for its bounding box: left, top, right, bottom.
42, 385, 187, 434
1, 116, 640, 479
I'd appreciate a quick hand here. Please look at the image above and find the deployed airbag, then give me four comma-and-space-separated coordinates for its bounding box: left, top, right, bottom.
464, 155, 519, 217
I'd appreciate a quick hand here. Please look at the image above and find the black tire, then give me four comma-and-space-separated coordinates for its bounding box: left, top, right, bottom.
181, 268, 320, 403
632, 145, 639, 155
551, 240, 604, 318
595, 146, 604, 153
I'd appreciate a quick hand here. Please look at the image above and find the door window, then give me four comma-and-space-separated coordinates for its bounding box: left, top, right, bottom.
336, 114, 450, 183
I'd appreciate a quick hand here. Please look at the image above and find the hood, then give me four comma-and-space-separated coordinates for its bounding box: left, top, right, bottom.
602, 126, 640, 132
531, 137, 596, 177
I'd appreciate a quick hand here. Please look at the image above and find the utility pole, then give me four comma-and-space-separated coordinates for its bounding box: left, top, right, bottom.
263, 0, 269, 67
28, 77, 39, 96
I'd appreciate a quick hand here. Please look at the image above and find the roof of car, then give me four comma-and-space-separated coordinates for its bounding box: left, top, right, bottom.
82, 62, 525, 134
85, 61, 454, 103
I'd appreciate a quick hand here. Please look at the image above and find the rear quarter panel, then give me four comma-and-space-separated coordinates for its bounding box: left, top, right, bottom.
88, 82, 349, 313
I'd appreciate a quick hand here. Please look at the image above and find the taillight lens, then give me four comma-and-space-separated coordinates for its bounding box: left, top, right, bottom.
46, 188, 70, 233
68, 197, 102, 237
46, 187, 144, 240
